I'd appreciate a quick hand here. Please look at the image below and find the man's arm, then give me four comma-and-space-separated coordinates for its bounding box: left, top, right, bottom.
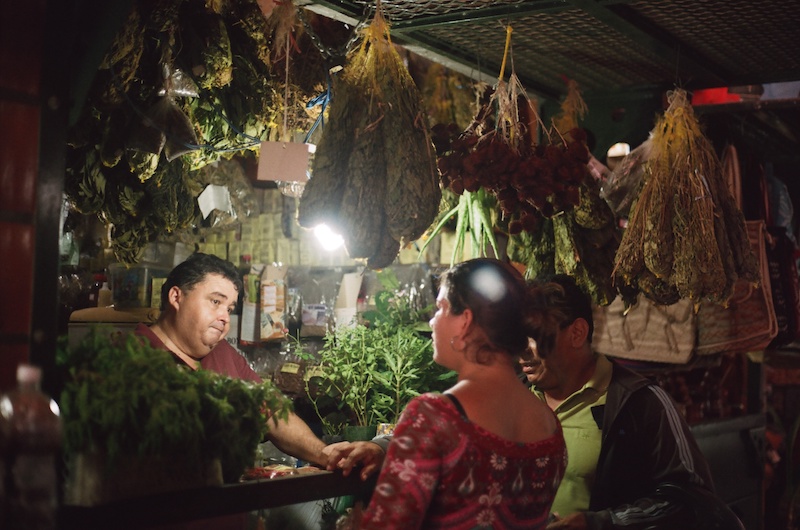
266, 411, 328, 467
569, 483, 744, 530
576, 385, 729, 530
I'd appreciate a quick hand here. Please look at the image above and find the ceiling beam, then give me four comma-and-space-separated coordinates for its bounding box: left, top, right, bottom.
300, 0, 567, 100
397, 32, 561, 101
302, 0, 568, 28
385, 0, 568, 31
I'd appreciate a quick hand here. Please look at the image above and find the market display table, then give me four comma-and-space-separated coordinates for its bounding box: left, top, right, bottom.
58, 469, 376, 529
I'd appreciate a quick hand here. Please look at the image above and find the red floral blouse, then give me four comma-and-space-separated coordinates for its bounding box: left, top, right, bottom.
361, 393, 567, 529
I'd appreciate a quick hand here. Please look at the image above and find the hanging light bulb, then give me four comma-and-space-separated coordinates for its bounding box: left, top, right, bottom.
314, 224, 344, 251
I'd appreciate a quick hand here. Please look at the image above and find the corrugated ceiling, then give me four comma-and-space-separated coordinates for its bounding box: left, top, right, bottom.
300, 0, 800, 162
300, 0, 800, 99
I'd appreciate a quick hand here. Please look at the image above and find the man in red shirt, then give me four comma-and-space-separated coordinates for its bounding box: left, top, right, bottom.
136, 252, 330, 468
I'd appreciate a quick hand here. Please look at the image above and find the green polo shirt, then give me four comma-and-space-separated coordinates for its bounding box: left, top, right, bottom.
533, 354, 612, 516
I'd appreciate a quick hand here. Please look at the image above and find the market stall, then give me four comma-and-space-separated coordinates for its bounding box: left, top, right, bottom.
3, 1, 800, 529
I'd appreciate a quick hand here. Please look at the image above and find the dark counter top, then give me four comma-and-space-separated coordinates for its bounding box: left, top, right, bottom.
59, 470, 376, 529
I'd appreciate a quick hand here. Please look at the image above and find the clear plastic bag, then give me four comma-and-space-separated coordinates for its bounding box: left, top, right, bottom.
600, 137, 653, 218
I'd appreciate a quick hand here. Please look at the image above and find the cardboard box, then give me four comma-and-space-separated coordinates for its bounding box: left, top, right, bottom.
260, 264, 288, 341
256, 141, 313, 183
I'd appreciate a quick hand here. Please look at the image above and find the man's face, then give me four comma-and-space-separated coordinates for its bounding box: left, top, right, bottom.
519, 338, 546, 384
519, 328, 570, 391
172, 273, 238, 359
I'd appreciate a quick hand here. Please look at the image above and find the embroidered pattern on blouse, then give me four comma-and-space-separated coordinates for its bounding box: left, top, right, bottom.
361, 393, 567, 530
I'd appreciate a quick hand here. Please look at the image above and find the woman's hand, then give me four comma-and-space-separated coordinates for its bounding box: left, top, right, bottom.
324, 441, 386, 480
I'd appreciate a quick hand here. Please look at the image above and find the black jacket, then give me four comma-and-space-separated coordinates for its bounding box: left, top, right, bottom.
585, 360, 742, 530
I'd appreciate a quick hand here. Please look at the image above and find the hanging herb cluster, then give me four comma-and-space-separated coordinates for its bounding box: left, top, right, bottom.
423, 27, 590, 267
431, 59, 590, 239
298, 6, 441, 269
65, 0, 334, 263
613, 88, 759, 305
507, 80, 620, 306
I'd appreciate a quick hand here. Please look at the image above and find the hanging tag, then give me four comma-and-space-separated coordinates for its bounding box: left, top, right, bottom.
257, 141, 315, 183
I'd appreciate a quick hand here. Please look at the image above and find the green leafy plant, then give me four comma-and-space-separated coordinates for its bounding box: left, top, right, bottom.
360, 268, 433, 330
301, 270, 456, 431
57, 327, 292, 482
419, 188, 500, 267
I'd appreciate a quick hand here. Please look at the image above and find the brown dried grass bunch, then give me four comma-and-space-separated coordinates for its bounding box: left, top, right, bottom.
613, 88, 758, 305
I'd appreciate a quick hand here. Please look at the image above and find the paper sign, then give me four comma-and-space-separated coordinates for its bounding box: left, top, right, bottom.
257, 141, 314, 182
197, 184, 233, 219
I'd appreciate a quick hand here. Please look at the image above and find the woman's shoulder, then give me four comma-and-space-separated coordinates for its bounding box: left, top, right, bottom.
396, 393, 466, 430
406, 392, 459, 414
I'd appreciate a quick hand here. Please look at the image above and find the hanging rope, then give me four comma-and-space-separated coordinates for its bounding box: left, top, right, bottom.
282, 28, 291, 142
498, 24, 513, 82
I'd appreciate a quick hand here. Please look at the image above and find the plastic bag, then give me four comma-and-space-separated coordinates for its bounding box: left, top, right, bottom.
600, 137, 652, 218
126, 62, 199, 166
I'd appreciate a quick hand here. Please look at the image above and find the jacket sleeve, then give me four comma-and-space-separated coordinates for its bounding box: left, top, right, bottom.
585, 482, 744, 530
588, 384, 721, 530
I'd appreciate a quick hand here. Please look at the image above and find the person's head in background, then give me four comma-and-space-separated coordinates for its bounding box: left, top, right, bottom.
520, 274, 595, 388
606, 142, 631, 171
430, 258, 535, 370
158, 252, 243, 358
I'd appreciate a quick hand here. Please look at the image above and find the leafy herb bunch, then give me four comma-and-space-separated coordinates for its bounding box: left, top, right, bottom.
57, 328, 292, 482
303, 270, 456, 432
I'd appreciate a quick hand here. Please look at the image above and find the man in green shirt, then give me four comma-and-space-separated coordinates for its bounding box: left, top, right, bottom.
528, 353, 609, 517
521, 274, 741, 530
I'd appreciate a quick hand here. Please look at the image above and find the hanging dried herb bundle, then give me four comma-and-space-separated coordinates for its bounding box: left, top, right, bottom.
507, 79, 619, 306
434, 80, 588, 234
298, 7, 441, 268
551, 79, 588, 141
65, 0, 324, 263
420, 61, 476, 131
428, 31, 592, 269
613, 89, 758, 305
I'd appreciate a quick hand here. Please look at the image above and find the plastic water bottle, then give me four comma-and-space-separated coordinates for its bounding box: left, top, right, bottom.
0, 364, 62, 530
97, 280, 113, 307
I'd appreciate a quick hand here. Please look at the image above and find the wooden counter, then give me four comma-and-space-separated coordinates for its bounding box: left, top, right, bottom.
58, 470, 376, 529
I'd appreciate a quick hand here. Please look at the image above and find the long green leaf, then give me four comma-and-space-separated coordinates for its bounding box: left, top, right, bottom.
418, 204, 460, 257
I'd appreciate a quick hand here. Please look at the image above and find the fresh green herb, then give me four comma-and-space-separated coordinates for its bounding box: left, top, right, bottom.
57, 327, 292, 482
300, 271, 456, 430
360, 269, 432, 331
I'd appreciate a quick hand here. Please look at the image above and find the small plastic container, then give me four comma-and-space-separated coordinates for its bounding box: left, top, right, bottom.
109, 264, 170, 309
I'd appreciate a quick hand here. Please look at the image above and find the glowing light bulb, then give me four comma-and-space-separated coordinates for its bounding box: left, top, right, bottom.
314, 224, 344, 251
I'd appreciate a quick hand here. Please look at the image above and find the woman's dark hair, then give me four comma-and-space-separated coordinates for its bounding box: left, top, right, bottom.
160, 253, 243, 311
439, 258, 530, 363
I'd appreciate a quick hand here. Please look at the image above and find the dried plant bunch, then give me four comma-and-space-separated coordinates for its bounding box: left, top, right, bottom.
299, 6, 440, 268
613, 88, 758, 305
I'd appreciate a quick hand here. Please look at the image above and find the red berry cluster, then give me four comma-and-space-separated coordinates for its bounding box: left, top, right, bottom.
432, 118, 590, 235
